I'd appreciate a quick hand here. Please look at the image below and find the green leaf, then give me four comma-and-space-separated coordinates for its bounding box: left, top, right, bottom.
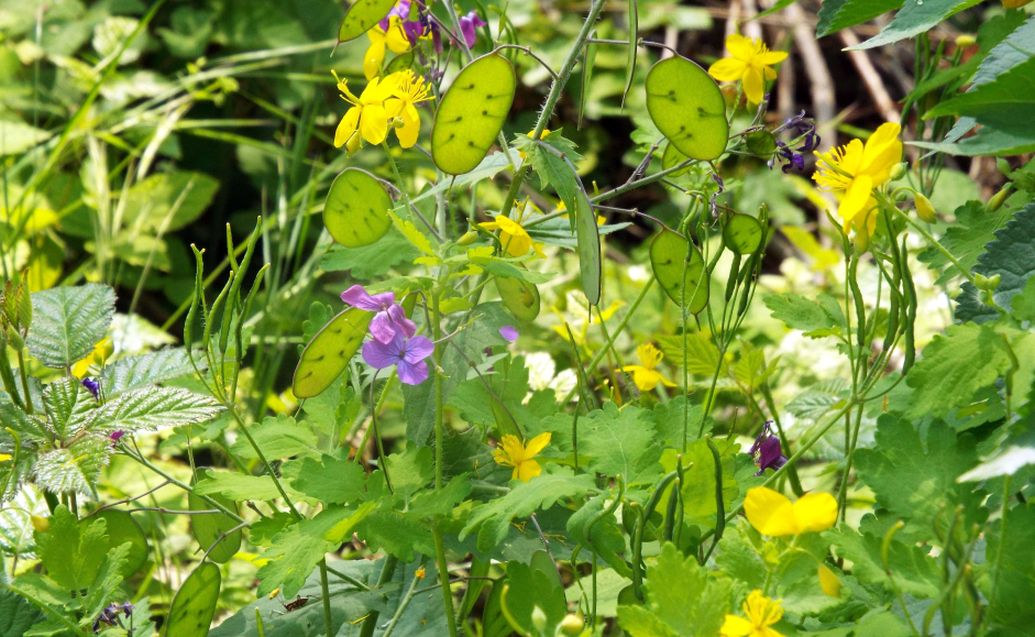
27, 284, 115, 369
574, 187, 602, 305
651, 230, 709, 314
257, 504, 375, 597
460, 471, 596, 551
95, 386, 222, 433
904, 324, 1012, 419
764, 292, 845, 338
617, 543, 732, 637
320, 231, 419, 279
501, 552, 568, 635
827, 527, 941, 598
0, 119, 52, 156
32, 437, 109, 495
80, 541, 130, 622
0, 589, 43, 637
194, 470, 300, 501
323, 168, 393, 248
956, 201, 1035, 323
580, 403, 660, 484
338, 0, 396, 42
99, 348, 195, 397
663, 439, 738, 531
229, 415, 318, 460
927, 58, 1035, 136
292, 307, 373, 399
567, 494, 631, 576
983, 504, 1035, 633
284, 452, 367, 505
123, 171, 219, 232
34, 505, 108, 592
163, 562, 221, 637
93, 510, 149, 578
851, 0, 982, 50
656, 333, 724, 377
918, 201, 1013, 287
816, 0, 901, 37
971, 15, 1035, 88
910, 126, 1035, 157
644, 56, 727, 160
41, 377, 95, 439
854, 416, 981, 531
432, 53, 517, 175
189, 491, 241, 564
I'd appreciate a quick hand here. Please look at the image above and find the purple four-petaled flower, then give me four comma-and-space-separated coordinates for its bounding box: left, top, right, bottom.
362, 331, 435, 385
749, 421, 787, 475
341, 284, 416, 345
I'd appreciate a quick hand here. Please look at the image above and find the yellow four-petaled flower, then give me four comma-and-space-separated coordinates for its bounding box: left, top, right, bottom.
492, 432, 551, 481
721, 589, 784, 637
478, 215, 545, 258
363, 17, 411, 80
334, 70, 434, 154
708, 34, 788, 104
743, 486, 837, 537
620, 343, 675, 391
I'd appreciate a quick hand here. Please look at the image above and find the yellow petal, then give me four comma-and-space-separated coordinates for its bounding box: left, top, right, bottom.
516, 459, 542, 481
335, 107, 360, 149
744, 486, 798, 537
360, 104, 389, 145
524, 432, 552, 458
0, 453, 11, 463
385, 17, 411, 54
724, 34, 755, 61
838, 174, 874, 231
708, 57, 746, 82
818, 564, 842, 597
393, 110, 420, 148
793, 492, 838, 533
632, 368, 661, 391
496, 434, 525, 465
860, 122, 903, 184
742, 66, 764, 104
755, 50, 788, 66
720, 614, 754, 637
363, 40, 386, 80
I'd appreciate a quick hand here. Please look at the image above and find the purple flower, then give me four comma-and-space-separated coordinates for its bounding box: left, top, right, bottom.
109, 430, 126, 446
749, 421, 787, 475
82, 377, 100, 399
362, 332, 435, 385
499, 325, 518, 342
93, 601, 133, 632
341, 284, 416, 345
458, 11, 486, 48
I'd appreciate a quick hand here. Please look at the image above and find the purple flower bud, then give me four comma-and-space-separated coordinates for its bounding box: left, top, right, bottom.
82, 377, 100, 399
750, 421, 788, 475
109, 430, 126, 446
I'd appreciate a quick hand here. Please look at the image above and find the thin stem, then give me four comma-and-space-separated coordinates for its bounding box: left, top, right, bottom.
320, 559, 334, 637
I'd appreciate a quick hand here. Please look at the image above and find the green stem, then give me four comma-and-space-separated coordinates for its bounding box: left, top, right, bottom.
319, 559, 334, 637
359, 556, 399, 637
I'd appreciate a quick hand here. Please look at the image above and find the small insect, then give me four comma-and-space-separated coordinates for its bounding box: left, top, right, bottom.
284, 596, 311, 612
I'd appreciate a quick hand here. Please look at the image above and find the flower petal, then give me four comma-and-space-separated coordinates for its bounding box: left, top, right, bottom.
335, 107, 361, 149
792, 492, 838, 533
362, 337, 403, 369
720, 614, 754, 637
708, 58, 746, 82
724, 34, 756, 61
742, 66, 764, 104
360, 104, 389, 145
387, 303, 417, 337
524, 432, 552, 457
755, 50, 788, 66
515, 458, 542, 481
396, 358, 429, 385
363, 39, 386, 80
341, 285, 392, 310
402, 335, 435, 364
369, 312, 398, 344
744, 486, 798, 536
838, 174, 874, 231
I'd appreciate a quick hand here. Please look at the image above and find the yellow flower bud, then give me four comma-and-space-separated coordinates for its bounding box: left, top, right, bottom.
457, 230, 479, 245
889, 162, 908, 181
987, 184, 1013, 212
559, 613, 585, 635
531, 606, 548, 631
955, 34, 977, 47
913, 192, 937, 222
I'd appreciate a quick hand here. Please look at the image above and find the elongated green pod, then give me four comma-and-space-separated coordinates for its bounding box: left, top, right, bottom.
650, 230, 708, 314
338, 0, 396, 43
292, 308, 373, 398
495, 276, 540, 322
722, 214, 764, 255
189, 492, 241, 564
323, 169, 392, 248
645, 56, 728, 160
94, 510, 148, 578
432, 53, 517, 175
163, 561, 220, 637
574, 190, 602, 305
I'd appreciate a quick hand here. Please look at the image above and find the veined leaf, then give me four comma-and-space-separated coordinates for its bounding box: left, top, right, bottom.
95, 386, 222, 433
644, 56, 727, 160
27, 284, 115, 369
100, 347, 196, 397
851, 0, 982, 50
292, 307, 373, 399
33, 505, 108, 592
42, 377, 96, 439
32, 437, 109, 495
816, 0, 902, 37
432, 52, 517, 175
956, 201, 1035, 323
323, 168, 392, 248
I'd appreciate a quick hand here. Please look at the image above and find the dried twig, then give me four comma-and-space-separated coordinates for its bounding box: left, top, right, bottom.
839, 30, 900, 122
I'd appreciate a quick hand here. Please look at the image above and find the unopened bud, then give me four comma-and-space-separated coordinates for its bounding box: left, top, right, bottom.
913, 192, 937, 222
31, 516, 49, 532
889, 162, 907, 181
974, 273, 1001, 292
457, 230, 478, 245
531, 606, 548, 631
559, 613, 585, 635
987, 184, 1013, 212
955, 34, 977, 47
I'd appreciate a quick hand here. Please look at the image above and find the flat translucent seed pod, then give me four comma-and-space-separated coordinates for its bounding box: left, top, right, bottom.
338, 0, 397, 43
292, 308, 373, 398
323, 168, 392, 248
645, 56, 728, 161
650, 229, 709, 314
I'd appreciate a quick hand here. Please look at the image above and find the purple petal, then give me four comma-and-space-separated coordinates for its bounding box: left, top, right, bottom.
397, 359, 429, 385
756, 436, 786, 473
341, 285, 394, 311
499, 325, 518, 342
387, 303, 417, 337
363, 337, 404, 369
459, 14, 478, 48
402, 335, 435, 365
369, 312, 399, 344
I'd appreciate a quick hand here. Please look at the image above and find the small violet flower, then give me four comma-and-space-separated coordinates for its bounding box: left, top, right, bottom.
109, 430, 126, 446
499, 325, 519, 342
341, 284, 416, 344
362, 331, 435, 385
768, 110, 819, 174
93, 602, 133, 632
81, 377, 100, 399
749, 421, 787, 475
458, 11, 486, 49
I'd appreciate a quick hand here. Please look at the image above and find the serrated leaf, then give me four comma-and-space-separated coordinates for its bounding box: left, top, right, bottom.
385, 209, 438, 262
283, 453, 367, 505
34, 505, 108, 592
460, 471, 596, 551
257, 504, 375, 597
229, 415, 318, 460
163, 562, 220, 637
93, 510, 149, 577
983, 504, 1035, 633
828, 527, 941, 598
0, 589, 43, 637
816, 0, 902, 37
904, 324, 1012, 419
764, 292, 845, 338
567, 495, 630, 576
338, 0, 396, 42
656, 333, 724, 377
918, 201, 1013, 287
320, 231, 419, 279
852, 0, 982, 49
292, 307, 373, 399
644, 56, 727, 161
27, 284, 115, 369
617, 543, 732, 637
32, 437, 110, 495
194, 470, 294, 501
100, 347, 195, 397
95, 386, 222, 433
323, 168, 393, 248
432, 53, 516, 175
42, 377, 96, 439
956, 201, 1035, 323
580, 403, 660, 484
927, 58, 1035, 136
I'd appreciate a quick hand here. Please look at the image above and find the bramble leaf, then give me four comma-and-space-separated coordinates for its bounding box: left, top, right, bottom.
956, 201, 1035, 324
100, 347, 195, 397
95, 386, 222, 433
816, 0, 901, 37
27, 284, 115, 369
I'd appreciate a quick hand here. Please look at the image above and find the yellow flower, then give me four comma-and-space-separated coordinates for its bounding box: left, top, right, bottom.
363, 17, 411, 80
708, 34, 788, 104
721, 589, 784, 637
0, 453, 11, 463
71, 337, 113, 378
818, 564, 842, 598
478, 215, 544, 258
743, 486, 837, 537
812, 122, 902, 244
333, 72, 399, 153
385, 70, 433, 148
620, 343, 676, 391
492, 432, 551, 481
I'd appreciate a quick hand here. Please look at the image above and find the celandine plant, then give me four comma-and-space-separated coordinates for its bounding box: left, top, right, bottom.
1, 0, 1034, 636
